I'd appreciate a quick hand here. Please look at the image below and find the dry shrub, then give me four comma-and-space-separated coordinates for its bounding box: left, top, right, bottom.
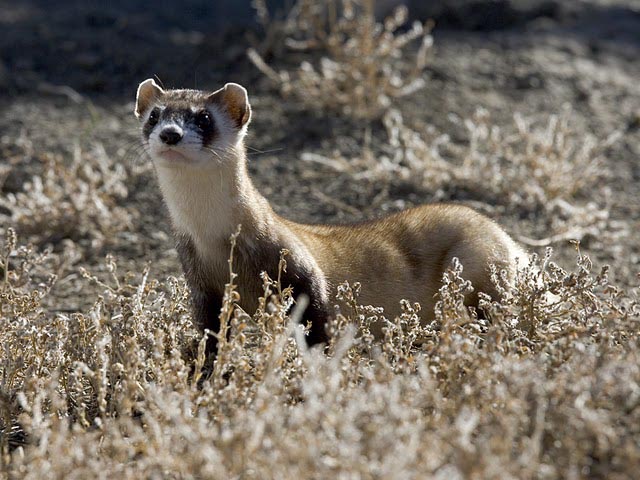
303, 106, 621, 245
2, 228, 639, 478
248, 0, 433, 120
384, 106, 617, 210
0, 142, 133, 250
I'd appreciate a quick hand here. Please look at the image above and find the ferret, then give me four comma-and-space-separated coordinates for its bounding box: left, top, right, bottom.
135, 79, 526, 354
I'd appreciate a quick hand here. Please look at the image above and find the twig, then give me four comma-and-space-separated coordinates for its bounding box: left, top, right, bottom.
247, 48, 284, 84
312, 189, 362, 217
517, 226, 599, 247
37, 83, 84, 103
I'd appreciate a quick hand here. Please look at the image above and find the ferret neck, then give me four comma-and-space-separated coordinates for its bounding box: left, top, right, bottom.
154, 143, 269, 255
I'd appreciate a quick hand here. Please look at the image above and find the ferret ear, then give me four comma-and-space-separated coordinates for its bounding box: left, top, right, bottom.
208, 83, 251, 129
135, 79, 164, 118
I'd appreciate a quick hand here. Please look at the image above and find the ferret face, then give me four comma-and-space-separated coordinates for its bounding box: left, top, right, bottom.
135, 79, 251, 168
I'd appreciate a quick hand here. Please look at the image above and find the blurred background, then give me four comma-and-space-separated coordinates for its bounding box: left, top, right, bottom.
2, 0, 639, 93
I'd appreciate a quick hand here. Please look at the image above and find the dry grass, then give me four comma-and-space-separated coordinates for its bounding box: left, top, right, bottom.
0, 140, 133, 251
1, 228, 638, 479
248, 0, 433, 120
302, 106, 621, 247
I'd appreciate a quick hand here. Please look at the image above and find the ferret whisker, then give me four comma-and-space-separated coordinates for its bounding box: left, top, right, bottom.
120, 140, 151, 166
246, 145, 284, 156
203, 147, 225, 163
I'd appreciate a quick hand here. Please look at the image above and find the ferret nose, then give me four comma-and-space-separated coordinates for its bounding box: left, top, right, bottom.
160, 127, 183, 145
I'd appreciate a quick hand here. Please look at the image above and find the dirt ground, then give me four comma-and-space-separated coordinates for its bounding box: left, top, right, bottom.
0, 0, 639, 311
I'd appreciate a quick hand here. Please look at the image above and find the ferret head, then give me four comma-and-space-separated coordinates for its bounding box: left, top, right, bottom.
135, 79, 251, 168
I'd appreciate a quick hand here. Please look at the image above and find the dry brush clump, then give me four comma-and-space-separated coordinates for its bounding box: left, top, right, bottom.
248, 0, 433, 121
0, 141, 133, 252
303, 106, 620, 246
1, 228, 639, 478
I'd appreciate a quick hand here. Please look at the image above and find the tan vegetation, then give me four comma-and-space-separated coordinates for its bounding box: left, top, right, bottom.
248, 0, 433, 120
0, 140, 132, 251
302, 106, 620, 246
1, 228, 638, 478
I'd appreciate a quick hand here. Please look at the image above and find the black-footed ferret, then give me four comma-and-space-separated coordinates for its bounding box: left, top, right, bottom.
135, 79, 526, 355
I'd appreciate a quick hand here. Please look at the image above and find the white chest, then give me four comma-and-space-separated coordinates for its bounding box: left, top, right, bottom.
155, 165, 241, 257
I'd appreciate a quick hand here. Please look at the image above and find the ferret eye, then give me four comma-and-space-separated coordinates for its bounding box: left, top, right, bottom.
196, 111, 212, 130
148, 108, 160, 126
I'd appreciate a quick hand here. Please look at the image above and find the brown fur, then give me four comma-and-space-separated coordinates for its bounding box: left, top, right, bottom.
137, 80, 526, 353
175, 186, 525, 346
291, 205, 524, 333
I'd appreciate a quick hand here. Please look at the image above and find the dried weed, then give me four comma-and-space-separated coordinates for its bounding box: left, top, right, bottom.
248, 0, 433, 120
0, 142, 133, 251
303, 106, 621, 246
1, 229, 638, 478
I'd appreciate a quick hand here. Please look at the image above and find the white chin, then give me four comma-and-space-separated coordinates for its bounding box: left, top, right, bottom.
154, 149, 196, 166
